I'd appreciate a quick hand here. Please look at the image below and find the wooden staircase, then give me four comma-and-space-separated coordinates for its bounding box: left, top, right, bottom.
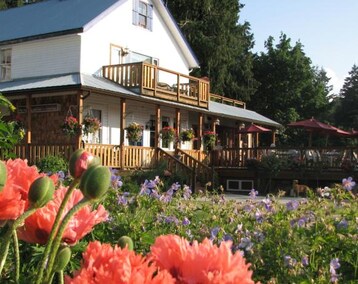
157, 148, 215, 192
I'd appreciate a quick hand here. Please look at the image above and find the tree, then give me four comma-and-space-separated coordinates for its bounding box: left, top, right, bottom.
249, 34, 331, 143
334, 64, 358, 129
164, 0, 257, 101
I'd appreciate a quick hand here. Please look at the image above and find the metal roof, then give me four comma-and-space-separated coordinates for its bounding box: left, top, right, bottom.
209, 101, 281, 128
0, 0, 121, 44
0, 73, 281, 127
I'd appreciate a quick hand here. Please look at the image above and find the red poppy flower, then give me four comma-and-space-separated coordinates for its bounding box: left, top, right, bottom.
17, 186, 108, 245
65, 241, 175, 284
150, 234, 256, 284
0, 159, 57, 221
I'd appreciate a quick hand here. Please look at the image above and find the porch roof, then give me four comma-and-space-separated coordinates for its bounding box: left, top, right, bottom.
208, 101, 281, 128
0, 73, 280, 128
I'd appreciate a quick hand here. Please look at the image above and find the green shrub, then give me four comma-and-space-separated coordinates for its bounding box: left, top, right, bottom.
36, 155, 68, 174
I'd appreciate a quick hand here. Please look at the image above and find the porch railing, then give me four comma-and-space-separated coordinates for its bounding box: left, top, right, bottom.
102, 62, 210, 109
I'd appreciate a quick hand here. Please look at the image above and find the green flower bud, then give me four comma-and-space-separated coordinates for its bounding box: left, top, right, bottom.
28, 176, 55, 208
79, 165, 111, 200
53, 246, 71, 272
0, 161, 7, 192
69, 149, 101, 179
118, 236, 134, 250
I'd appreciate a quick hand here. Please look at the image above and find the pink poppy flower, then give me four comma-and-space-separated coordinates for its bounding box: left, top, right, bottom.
65, 241, 175, 284
0, 159, 57, 221
17, 186, 108, 245
150, 234, 256, 284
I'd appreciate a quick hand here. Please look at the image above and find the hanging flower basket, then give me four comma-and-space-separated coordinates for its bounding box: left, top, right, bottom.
179, 129, 195, 142
125, 122, 144, 143
160, 126, 175, 143
82, 115, 101, 135
203, 130, 217, 151
62, 116, 81, 137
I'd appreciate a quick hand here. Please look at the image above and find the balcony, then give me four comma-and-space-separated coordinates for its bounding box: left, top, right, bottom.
102, 62, 210, 109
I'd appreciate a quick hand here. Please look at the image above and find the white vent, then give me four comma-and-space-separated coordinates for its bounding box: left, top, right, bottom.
226, 179, 254, 192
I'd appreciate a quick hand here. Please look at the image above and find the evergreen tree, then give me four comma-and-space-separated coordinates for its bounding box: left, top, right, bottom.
334, 64, 358, 129
164, 0, 257, 101
249, 33, 331, 127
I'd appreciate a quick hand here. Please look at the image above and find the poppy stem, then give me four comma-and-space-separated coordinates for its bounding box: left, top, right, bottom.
42, 198, 91, 283
35, 179, 79, 284
0, 208, 37, 276
13, 231, 20, 284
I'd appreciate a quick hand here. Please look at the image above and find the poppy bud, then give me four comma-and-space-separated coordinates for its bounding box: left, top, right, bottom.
69, 149, 100, 179
0, 161, 7, 192
53, 246, 71, 272
118, 236, 134, 250
28, 176, 55, 208
79, 165, 111, 200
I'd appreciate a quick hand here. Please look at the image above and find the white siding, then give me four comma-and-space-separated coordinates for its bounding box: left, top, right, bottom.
12, 35, 81, 79
81, 0, 190, 76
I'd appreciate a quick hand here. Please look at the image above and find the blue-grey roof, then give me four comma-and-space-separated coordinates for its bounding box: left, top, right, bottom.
209, 101, 281, 128
0, 0, 120, 44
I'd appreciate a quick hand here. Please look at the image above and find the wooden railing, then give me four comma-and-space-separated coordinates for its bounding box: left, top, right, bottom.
176, 149, 212, 185
211, 146, 358, 170
210, 93, 246, 108
0, 143, 76, 165
84, 144, 156, 169
157, 148, 194, 188
102, 62, 210, 109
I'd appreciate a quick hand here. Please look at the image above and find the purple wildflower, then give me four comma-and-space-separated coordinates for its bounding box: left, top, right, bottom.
342, 177, 356, 191
182, 217, 190, 226
255, 209, 264, 223
183, 185, 192, 200
284, 255, 297, 268
110, 168, 123, 189
336, 219, 348, 230
238, 237, 253, 251
261, 197, 273, 211
253, 231, 265, 242
301, 255, 309, 267
330, 258, 340, 283
249, 188, 258, 199
159, 193, 172, 203
210, 227, 220, 240
57, 170, 66, 182
286, 200, 299, 211
223, 234, 233, 242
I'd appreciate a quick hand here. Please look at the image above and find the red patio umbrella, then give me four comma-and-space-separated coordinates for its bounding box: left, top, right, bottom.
238, 123, 271, 146
287, 117, 347, 146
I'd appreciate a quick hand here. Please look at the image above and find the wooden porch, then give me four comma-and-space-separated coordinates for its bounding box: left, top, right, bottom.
102, 62, 211, 109
3, 144, 357, 190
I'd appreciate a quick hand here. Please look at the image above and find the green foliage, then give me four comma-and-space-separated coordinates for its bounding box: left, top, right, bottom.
249, 34, 332, 145
334, 64, 358, 130
165, 0, 257, 101
36, 155, 68, 174
93, 180, 357, 283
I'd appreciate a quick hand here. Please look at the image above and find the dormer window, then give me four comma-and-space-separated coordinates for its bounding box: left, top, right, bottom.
0, 48, 11, 81
132, 0, 153, 31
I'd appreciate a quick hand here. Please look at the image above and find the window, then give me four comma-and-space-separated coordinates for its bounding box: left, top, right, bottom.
132, 0, 153, 31
0, 48, 11, 81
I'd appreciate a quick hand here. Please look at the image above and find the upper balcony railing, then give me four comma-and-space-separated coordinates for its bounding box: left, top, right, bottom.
102, 62, 210, 109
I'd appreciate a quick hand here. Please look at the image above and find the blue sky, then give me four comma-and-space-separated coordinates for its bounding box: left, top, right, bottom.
239, 0, 358, 94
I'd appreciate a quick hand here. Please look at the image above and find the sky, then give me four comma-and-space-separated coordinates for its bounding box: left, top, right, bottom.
239, 0, 358, 95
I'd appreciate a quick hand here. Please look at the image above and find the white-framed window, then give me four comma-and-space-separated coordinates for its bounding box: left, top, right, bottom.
226, 179, 254, 192
132, 0, 153, 31
0, 48, 11, 81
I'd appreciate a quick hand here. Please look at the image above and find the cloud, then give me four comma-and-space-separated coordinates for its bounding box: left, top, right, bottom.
324, 67, 345, 95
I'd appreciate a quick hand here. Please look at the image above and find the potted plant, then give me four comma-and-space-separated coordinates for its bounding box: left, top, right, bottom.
62, 116, 81, 137
82, 115, 101, 135
179, 129, 195, 142
125, 122, 144, 144
203, 130, 217, 151
160, 126, 175, 143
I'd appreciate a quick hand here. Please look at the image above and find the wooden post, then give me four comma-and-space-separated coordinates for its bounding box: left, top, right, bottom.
26, 95, 32, 161
77, 91, 83, 149
120, 98, 126, 169
175, 108, 180, 149
198, 113, 203, 153
272, 129, 276, 145
155, 105, 161, 148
